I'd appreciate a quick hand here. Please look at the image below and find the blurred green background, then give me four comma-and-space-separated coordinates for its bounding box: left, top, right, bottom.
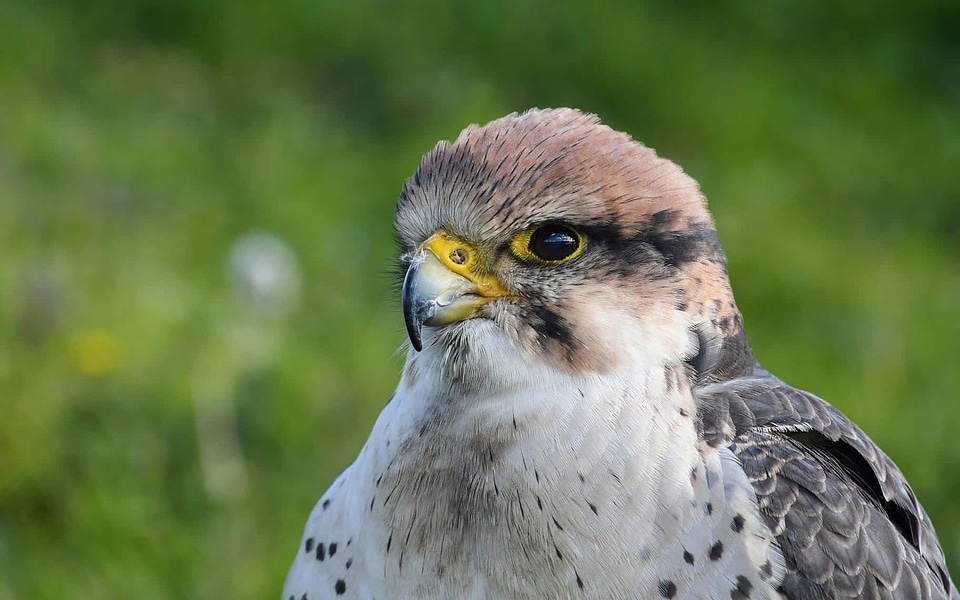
1, 0, 958, 597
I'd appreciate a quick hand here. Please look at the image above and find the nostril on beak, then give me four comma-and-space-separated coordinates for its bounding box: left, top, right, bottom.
449, 248, 468, 265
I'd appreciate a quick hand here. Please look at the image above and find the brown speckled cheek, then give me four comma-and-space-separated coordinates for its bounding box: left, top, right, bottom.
529, 285, 655, 374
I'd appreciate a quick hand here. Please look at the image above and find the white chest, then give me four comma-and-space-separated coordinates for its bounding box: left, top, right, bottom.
283, 357, 783, 600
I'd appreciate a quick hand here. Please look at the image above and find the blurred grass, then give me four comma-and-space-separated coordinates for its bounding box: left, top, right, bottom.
0, 0, 958, 597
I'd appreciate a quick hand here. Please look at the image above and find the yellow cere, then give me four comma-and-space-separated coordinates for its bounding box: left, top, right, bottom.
424, 232, 509, 298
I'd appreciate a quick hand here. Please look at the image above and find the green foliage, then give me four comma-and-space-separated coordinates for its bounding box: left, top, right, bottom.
0, 1, 957, 597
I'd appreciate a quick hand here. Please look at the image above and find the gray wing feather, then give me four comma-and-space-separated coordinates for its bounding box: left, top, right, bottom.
697, 370, 958, 600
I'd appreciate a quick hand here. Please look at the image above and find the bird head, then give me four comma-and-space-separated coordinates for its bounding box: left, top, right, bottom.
396, 108, 750, 389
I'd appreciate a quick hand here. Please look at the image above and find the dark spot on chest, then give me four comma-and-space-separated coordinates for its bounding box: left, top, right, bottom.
658, 579, 677, 598
731, 513, 745, 532
708, 540, 724, 561
760, 560, 773, 579
730, 575, 752, 599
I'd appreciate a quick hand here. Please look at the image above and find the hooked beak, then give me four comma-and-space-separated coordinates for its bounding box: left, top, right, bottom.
401, 234, 507, 351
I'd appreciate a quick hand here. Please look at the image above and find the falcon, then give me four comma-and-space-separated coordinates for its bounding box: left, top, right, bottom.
283, 108, 957, 599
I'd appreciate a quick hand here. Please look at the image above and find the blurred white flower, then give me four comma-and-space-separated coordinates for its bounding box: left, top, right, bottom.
226, 231, 302, 317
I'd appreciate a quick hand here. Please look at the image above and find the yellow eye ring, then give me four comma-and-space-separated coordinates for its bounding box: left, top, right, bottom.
510, 224, 585, 264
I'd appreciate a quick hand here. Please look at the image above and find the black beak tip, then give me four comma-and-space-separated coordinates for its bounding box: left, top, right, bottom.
405, 318, 423, 352
402, 263, 423, 352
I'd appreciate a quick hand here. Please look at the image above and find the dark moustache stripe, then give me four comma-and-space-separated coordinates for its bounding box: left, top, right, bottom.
527, 304, 576, 351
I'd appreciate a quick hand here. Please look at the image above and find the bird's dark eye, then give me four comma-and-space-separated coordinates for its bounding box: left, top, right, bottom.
530, 225, 580, 261
510, 224, 585, 264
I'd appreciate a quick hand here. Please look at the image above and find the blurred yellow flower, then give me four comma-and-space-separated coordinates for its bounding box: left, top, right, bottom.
69, 330, 126, 377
